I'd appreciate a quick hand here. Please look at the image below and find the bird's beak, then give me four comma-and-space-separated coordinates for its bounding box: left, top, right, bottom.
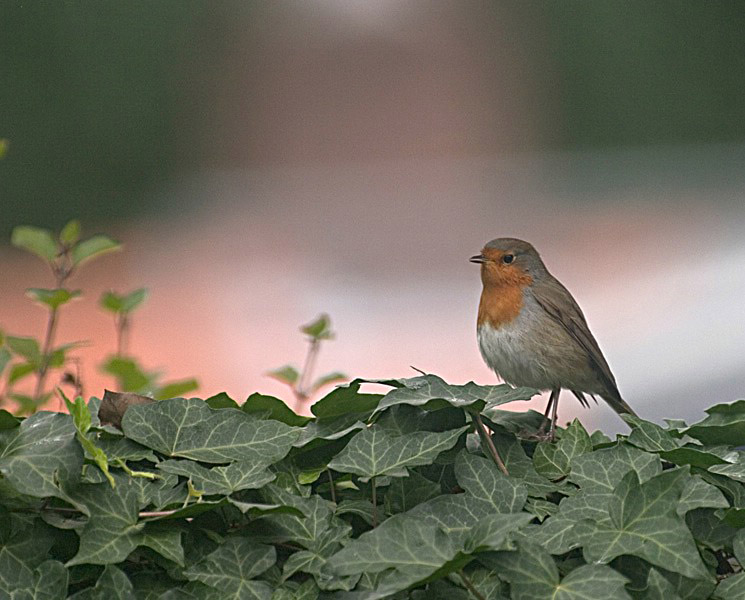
469, 254, 486, 264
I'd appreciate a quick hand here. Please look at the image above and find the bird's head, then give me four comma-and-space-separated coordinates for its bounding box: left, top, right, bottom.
470, 237, 545, 287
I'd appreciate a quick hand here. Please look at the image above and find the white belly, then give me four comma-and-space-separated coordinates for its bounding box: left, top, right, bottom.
477, 319, 553, 390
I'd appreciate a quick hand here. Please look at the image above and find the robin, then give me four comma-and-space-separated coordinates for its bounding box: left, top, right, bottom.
470, 238, 636, 439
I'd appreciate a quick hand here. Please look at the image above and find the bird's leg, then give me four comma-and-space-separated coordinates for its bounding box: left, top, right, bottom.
549, 388, 560, 441
535, 388, 561, 440
536, 388, 559, 438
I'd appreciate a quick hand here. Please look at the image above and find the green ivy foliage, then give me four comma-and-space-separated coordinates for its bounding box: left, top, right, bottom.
1, 375, 745, 599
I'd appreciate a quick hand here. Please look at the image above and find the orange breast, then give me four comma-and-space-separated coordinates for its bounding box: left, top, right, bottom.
477, 282, 526, 329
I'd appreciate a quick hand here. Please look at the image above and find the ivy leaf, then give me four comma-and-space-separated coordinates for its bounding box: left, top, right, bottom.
67, 475, 184, 566
183, 538, 275, 600
455, 451, 527, 513
623, 413, 681, 452
311, 381, 382, 418
261, 486, 348, 550
660, 444, 735, 469
371, 374, 537, 414
157, 459, 275, 495
386, 469, 442, 513
577, 469, 710, 580
326, 513, 461, 579
295, 411, 369, 446
243, 392, 311, 426
11, 225, 58, 263
0, 519, 57, 596
465, 511, 533, 553
642, 568, 683, 600
0, 412, 83, 498
122, 398, 300, 463
559, 442, 662, 522
75, 564, 136, 599
715, 573, 745, 600
487, 541, 631, 599
71, 234, 121, 266
327, 424, 468, 478
20, 560, 68, 600
204, 392, 239, 410
677, 475, 728, 516
529, 515, 583, 555
0, 409, 19, 431
685, 400, 745, 446
533, 419, 592, 480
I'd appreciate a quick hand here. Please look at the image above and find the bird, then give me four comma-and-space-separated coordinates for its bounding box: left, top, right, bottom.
470, 237, 636, 439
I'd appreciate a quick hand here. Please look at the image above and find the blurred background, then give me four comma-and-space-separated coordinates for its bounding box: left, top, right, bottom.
1, 1, 744, 431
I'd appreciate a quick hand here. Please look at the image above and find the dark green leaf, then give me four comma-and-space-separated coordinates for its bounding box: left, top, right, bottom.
716, 573, 745, 600
311, 381, 382, 418
204, 392, 239, 410
327, 424, 468, 478
455, 451, 527, 513
488, 541, 631, 600
0, 412, 83, 498
533, 419, 592, 480
68, 476, 184, 566
73, 564, 135, 600
0, 409, 20, 431
577, 469, 710, 579
158, 459, 275, 495
685, 400, 745, 446
183, 538, 275, 600
623, 413, 681, 452
372, 374, 537, 415
243, 392, 311, 426
122, 398, 300, 463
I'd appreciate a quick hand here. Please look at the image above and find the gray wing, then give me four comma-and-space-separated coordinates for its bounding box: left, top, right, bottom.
532, 274, 636, 416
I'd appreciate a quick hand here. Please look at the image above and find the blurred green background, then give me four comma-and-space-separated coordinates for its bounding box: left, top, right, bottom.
3, 2, 745, 234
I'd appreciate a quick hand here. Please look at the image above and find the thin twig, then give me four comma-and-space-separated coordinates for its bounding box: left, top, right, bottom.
458, 569, 487, 600
294, 338, 320, 410
33, 306, 59, 406
473, 413, 509, 476
327, 468, 337, 504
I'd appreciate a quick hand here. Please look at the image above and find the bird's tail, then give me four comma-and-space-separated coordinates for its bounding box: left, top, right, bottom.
604, 394, 638, 418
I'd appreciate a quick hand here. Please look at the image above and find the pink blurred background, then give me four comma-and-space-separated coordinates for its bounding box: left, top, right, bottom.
2, 3, 744, 432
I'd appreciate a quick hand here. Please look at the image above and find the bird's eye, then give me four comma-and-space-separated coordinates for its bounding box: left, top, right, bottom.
502, 254, 514, 264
